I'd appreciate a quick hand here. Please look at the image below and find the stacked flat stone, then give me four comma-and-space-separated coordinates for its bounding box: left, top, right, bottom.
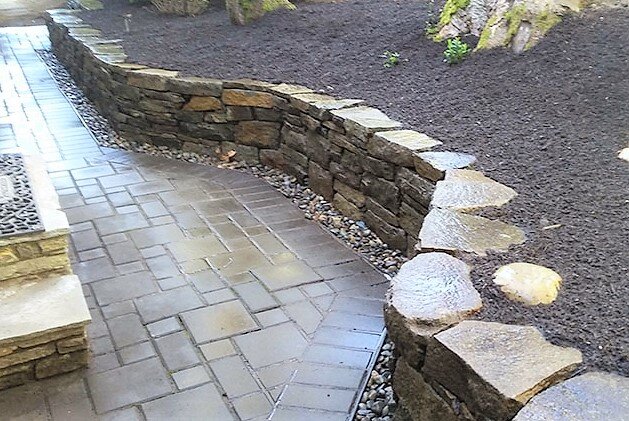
0, 154, 90, 390
44, 9, 488, 256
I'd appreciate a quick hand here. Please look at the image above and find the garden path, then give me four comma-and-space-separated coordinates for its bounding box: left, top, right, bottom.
0, 26, 386, 420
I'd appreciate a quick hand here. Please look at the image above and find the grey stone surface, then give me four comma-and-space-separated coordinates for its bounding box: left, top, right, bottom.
513, 372, 629, 420
182, 300, 258, 343
423, 321, 583, 419
142, 384, 234, 420
431, 169, 517, 211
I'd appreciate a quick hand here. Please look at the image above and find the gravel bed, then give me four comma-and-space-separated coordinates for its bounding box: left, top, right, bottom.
38, 48, 399, 421
79, 0, 629, 375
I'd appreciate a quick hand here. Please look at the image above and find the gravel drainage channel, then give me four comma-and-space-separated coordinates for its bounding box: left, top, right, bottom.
38, 47, 401, 421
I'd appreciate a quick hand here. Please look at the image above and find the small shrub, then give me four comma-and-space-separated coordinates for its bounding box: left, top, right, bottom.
150, 0, 209, 15
381, 50, 401, 68
443, 37, 469, 64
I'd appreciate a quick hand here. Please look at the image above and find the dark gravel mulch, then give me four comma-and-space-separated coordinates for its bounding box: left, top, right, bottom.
80, 0, 629, 375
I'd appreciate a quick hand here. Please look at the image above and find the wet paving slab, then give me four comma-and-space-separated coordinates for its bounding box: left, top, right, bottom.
0, 26, 386, 420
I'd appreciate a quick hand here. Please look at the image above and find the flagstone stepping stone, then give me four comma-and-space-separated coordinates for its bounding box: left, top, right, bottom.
619, 147, 629, 162
414, 151, 477, 181
385, 252, 482, 365
494, 262, 562, 305
431, 169, 517, 211
417, 208, 525, 256
513, 372, 629, 420
423, 321, 583, 420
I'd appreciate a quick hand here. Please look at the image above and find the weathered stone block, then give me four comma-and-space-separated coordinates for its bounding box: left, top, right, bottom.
431, 169, 517, 211
0, 248, 18, 265
414, 151, 476, 182
127, 69, 178, 91
364, 210, 406, 251
35, 350, 88, 379
166, 76, 223, 97
385, 252, 481, 367
369, 130, 442, 167
222, 89, 275, 108
361, 174, 400, 213
14, 243, 41, 260
234, 121, 280, 148
423, 321, 582, 420
220, 141, 259, 163
330, 161, 361, 189
331, 106, 402, 141
396, 167, 435, 209
366, 198, 398, 227
333, 180, 365, 208
333, 193, 363, 221
0, 343, 56, 370
361, 155, 396, 181
183, 96, 223, 111
260, 149, 285, 169
57, 335, 87, 354
393, 358, 458, 421
399, 201, 426, 239
39, 237, 67, 254
308, 161, 333, 201
180, 122, 234, 141
254, 108, 282, 122
513, 372, 629, 421
417, 208, 525, 256
226, 106, 253, 121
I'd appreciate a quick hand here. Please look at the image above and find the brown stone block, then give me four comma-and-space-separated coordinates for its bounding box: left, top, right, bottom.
361, 174, 400, 213
260, 149, 286, 169
222, 89, 275, 109
57, 336, 88, 354
167, 76, 223, 96
333, 193, 363, 221
226, 106, 253, 121
183, 96, 223, 111
364, 210, 406, 251
128, 69, 179, 91
308, 162, 333, 201
35, 350, 88, 379
396, 167, 435, 209
15, 243, 41, 260
0, 343, 56, 370
393, 358, 458, 421
333, 180, 366, 208
0, 247, 18, 266
235, 121, 281, 148
220, 141, 260, 163
330, 162, 361, 189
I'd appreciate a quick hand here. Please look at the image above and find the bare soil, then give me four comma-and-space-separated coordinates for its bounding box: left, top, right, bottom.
80, 0, 629, 375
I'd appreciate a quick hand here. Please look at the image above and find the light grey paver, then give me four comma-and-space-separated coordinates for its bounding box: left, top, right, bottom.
142, 383, 235, 420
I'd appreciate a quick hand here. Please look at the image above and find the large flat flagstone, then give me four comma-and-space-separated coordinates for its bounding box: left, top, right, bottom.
431, 169, 517, 211
181, 300, 258, 343
234, 323, 308, 368
513, 372, 629, 420
251, 260, 322, 291
0, 275, 90, 344
142, 383, 234, 420
423, 320, 583, 419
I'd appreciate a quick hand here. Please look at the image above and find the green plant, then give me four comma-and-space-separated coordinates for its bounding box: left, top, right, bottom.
381, 51, 401, 68
443, 37, 470, 64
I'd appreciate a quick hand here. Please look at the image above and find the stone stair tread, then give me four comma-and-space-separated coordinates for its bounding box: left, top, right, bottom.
0, 274, 90, 345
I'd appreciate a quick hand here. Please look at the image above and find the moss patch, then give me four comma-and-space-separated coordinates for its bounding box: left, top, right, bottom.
505, 4, 527, 41
476, 14, 499, 50
263, 0, 295, 12
438, 0, 471, 27
534, 8, 561, 34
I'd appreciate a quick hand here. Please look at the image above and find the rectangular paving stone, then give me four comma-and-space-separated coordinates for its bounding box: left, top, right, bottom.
284, 301, 323, 335
271, 407, 346, 421
99, 172, 144, 189
182, 301, 258, 343
293, 362, 365, 389
208, 248, 271, 278
188, 270, 225, 293
142, 383, 234, 421
65, 202, 114, 224
251, 261, 323, 291
166, 237, 227, 262
135, 286, 204, 323
72, 229, 101, 251
146, 255, 180, 279
88, 358, 172, 414
73, 257, 116, 283
95, 212, 149, 235
91, 271, 159, 305
172, 365, 211, 390
313, 326, 381, 351
234, 281, 278, 312
154, 331, 200, 371
255, 308, 290, 328
303, 344, 372, 369
130, 224, 186, 249
234, 323, 307, 368
127, 180, 174, 196
210, 355, 260, 398
119, 341, 156, 365
147, 317, 182, 338
106, 241, 142, 265
321, 311, 384, 334
281, 383, 356, 413
203, 288, 237, 305
232, 392, 272, 420
108, 313, 148, 349
199, 339, 237, 361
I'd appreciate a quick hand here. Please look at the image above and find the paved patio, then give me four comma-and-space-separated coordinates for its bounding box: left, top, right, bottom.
0, 26, 387, 420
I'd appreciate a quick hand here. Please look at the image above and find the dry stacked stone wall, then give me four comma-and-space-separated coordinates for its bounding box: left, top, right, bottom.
45, 10, 629, 419
43, 10, 481, 255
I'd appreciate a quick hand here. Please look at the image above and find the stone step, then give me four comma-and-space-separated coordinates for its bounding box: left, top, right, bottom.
0, 274, 91, 390
0, 152, 71, 282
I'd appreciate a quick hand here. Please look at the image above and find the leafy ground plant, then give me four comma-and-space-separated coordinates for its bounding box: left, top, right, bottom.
443, 37, 470, 64
381, 50, 401, 68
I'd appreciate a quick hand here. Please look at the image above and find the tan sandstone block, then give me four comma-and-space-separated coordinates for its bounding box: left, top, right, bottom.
15, 242, 42, 260
0, 346, 16, 358
183, 96, 223, 111
0, 247, 18, 266
222, 89, 275, 108
0, 254, 70, 280
39, 237, 68, 253
0, 343, 56, 369
57, 336, 88, 354
35, 350, 88, 379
